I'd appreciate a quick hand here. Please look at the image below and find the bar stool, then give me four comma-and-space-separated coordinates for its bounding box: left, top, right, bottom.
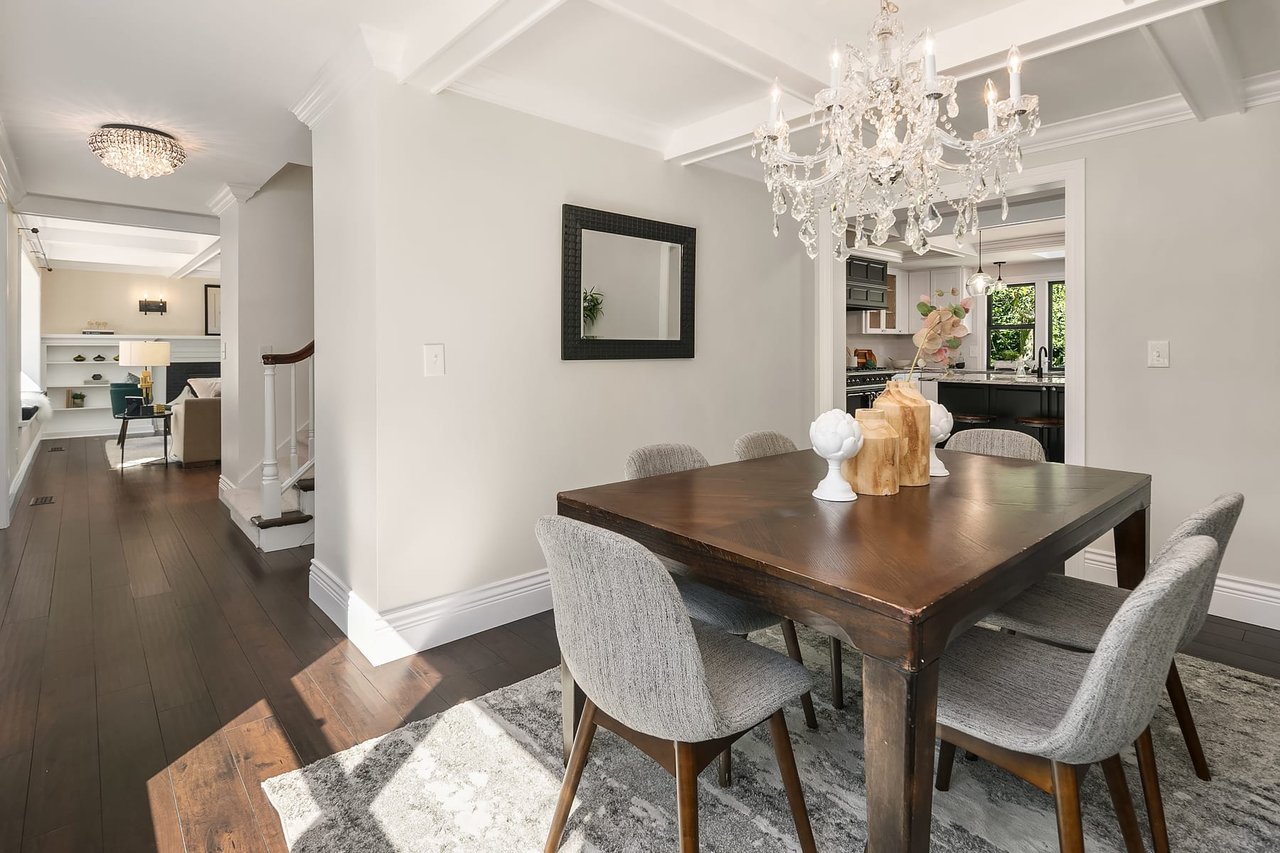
1015, 415, 1064, 459
952, 413, 995, 426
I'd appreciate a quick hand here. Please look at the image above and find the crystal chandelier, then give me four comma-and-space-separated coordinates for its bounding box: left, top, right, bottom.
87, 124, 186, 179
752, 0, 1040, 261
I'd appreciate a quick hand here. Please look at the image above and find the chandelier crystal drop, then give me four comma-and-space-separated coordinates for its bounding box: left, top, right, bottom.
87, 124, 187, 179
752, 0, 1040, 261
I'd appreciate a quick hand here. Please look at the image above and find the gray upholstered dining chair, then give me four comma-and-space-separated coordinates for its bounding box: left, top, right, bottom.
625, 444, 819, 737
945, 427, 1046, 462
984, 493, 1244, 782
733, 430, 852, 711
733, 430, 798, 461
934, 534, 1220, 853
536, 516, 818, 853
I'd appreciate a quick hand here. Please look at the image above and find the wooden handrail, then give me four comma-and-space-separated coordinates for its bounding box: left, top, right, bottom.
262, 340, 314, 366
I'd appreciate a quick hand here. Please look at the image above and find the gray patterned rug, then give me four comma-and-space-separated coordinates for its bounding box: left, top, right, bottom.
262, 626, 1280, 851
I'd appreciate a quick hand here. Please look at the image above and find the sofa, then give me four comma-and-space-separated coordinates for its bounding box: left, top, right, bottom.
171, 377, 221, 466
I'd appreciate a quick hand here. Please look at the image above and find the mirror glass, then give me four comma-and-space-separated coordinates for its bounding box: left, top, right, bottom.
580, 231, 682, 340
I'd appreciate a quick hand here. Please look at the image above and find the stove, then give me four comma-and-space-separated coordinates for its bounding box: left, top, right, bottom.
845, 369, 893, 412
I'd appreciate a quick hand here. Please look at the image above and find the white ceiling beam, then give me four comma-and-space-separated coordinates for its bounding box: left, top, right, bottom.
0, 114, 25, 206
169, 238, 222, 279
1140, 5, 1243, 121
398, 0, 568, 94
16, 194, 218, 235
588, 0, 824, 98
665, 93, 815, 164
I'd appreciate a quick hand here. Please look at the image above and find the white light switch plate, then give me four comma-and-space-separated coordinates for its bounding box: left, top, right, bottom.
1147, 340, 1170, 368
423, 343, 446, 377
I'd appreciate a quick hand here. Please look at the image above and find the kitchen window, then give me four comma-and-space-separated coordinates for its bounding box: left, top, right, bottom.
984, 279, 1067, 370
987, 283, 1036, 367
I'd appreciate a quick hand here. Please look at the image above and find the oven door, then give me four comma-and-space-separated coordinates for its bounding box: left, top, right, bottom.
845, 385, 885, 413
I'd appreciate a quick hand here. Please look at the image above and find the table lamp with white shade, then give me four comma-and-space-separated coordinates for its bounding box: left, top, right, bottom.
118, 340, 171, 411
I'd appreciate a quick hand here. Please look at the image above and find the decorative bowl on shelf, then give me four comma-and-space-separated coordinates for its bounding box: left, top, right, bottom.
73, 354, 86, 362
91, 373, 103, 380
92, 354, 106, 362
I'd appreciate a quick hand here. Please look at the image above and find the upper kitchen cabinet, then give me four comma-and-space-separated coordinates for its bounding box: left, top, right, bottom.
846, 257, 890, 311
864, 267, 964, 335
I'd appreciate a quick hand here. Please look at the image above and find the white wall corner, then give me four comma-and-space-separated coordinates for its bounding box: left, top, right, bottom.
207, 183, 261, 216
1080, 548, 1280, 631
309, 559, 554, 667
290, 31, 386, 129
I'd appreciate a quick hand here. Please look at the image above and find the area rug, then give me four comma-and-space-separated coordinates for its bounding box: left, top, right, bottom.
262, 626, 1280, 852
102, 435, 173, 469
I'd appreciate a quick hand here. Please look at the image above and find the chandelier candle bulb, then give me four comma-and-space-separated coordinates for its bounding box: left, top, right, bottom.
984, 79, 998, 130
1008, 46, 1023, 102
769, 80, 781, 128
923, 29, 937, 91
830, 43, 842, 89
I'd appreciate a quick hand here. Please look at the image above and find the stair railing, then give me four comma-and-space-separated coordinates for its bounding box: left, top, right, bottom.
261, 341, 314, 520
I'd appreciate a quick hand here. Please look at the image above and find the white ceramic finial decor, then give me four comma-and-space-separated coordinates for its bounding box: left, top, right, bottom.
928, 400, 954, 477
809, 409, 864, 501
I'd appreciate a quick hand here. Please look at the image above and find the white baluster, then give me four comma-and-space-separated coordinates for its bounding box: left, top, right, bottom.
288, 363, 299, 474
308, 355, 316, 464
261, 362, 282, 520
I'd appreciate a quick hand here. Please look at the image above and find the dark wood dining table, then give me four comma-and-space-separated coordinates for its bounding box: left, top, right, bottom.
556, 448, 1151, 852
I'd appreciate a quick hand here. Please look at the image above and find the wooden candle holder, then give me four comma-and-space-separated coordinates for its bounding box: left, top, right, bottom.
843, 409, 899, 496
873, 380, 931, 486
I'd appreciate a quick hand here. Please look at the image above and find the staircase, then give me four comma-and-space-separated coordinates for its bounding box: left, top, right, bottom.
223, 341, 316, 552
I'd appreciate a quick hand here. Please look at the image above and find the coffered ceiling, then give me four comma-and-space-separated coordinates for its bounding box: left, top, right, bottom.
1, 0, 1278, 223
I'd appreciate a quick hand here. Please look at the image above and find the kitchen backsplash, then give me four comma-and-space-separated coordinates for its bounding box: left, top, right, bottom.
845, 330, 918, 365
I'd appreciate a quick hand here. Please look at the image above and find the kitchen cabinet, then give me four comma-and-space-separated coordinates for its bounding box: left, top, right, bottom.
862, 272, 906, 333
846, 256, 890, 311
939, 381, 1065, 462
864, 266, 966, 335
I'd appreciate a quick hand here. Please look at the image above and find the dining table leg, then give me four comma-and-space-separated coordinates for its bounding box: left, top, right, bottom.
561, 657, 585, 766
861, 655, 940, 853
1113, 505, 1150, 589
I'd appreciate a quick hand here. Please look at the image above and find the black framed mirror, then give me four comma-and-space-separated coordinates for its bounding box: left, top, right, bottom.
561, 204, 695, 360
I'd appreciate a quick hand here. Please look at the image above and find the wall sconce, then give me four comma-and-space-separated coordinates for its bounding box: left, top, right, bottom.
139, 298, 167, 316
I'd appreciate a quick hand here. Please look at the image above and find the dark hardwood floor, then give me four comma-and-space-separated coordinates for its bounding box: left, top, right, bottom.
0, 436, 1276, 851
0, 437, 560, 852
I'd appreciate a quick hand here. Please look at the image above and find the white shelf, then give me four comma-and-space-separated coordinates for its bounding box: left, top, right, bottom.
47, 359, 122, 365
54, 406, 112, 412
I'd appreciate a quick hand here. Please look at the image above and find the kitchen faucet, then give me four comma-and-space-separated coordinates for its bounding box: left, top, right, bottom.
1035, 345, 1050, 379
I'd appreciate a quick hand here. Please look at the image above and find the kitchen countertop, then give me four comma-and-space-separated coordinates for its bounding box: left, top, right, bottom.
921, 370, 1066, 388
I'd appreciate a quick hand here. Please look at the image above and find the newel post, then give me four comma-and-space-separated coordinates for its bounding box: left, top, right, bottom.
261, 362, 282, 519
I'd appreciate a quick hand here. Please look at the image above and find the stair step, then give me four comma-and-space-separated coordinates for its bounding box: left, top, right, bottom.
296, 477, 315, 492
251, 510, 314, 529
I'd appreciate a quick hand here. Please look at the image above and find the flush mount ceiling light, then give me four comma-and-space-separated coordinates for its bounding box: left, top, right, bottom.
87, 124, 186, 179
753, 0, 1040, 259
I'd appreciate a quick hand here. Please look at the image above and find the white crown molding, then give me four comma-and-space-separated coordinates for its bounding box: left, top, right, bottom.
979, 234, 1066, 254
1080, 548, 1280, 631
207, 183, 261, 216
1025, 69, 1280, 155
0, 114, 25, 206
291, 32, 382, 129
309, 559, 553, 666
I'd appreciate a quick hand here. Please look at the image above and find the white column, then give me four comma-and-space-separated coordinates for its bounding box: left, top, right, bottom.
288, 363, 299, 473
307, 355, 316, 463
261, 362, 282, 519
814, 209, 845, 413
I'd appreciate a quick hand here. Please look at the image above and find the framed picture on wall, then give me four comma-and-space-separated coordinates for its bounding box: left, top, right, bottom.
204, 284, 221, 335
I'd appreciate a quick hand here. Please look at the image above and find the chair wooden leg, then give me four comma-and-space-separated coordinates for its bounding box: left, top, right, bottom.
935, 740, 957, 792
1135, 727, 1171, 853
1050, 762, 1085, 853
1101, 755, 1145, 853
769, 711, 817, 853
545, 700, 598, 853
675, 741, 700, 853
829, 636, 845, 710
780, 619, 819, 730
718, 748, 732, 788
1165, 660, 1211, 781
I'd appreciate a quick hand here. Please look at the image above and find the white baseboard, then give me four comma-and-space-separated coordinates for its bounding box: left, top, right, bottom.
42, 426, 121, 440
309, 559, 553, 666
8, 422, 44, 516
1082, 548, 1280, 631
